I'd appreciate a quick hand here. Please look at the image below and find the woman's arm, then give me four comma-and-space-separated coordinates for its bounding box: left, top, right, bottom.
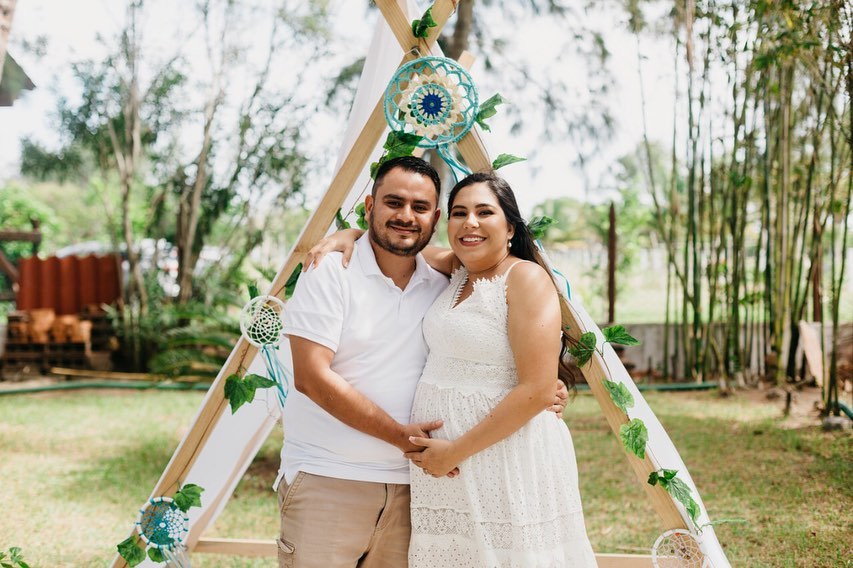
406, 262, 561, 476
420, 245, 459, 276
302, 228, 364, 271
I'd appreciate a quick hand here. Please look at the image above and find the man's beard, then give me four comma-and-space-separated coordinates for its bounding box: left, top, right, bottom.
369, 221, 433, 257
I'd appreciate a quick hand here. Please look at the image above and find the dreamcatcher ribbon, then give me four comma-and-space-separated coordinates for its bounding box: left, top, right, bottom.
240, 295, 290, 408
384, 56, 479, 183
535, 239, 572, 300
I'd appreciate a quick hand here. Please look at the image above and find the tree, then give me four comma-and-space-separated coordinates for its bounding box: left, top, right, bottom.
627, 0, 851, 388
19, 0, 333, 368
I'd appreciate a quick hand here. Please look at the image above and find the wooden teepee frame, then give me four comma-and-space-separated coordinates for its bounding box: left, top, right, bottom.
113, 2, 727, 566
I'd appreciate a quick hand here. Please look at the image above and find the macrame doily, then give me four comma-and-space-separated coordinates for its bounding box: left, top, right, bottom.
384, 56, 478, 180
652, 529, 707, 568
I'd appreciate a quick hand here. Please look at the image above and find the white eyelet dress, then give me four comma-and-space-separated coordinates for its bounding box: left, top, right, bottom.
408, 265, 598, 568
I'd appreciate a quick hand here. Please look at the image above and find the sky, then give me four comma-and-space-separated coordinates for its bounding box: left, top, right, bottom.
0, 0, 679, 216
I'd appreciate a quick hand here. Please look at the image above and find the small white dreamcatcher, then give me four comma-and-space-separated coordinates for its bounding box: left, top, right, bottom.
652, 529, 708, 568
239, 295, 290, 408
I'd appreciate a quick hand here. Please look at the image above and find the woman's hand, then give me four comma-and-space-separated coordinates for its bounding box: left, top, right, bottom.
405, 437, 463, 478
550, 380, 568, 416
303, 228, 364, 271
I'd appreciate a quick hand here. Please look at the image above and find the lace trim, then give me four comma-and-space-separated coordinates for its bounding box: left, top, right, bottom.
449, 264, 521, 311
411, 506, 593, 551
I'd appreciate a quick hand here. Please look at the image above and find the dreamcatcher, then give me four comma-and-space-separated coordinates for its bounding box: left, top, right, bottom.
384, 56, 479, 182
239, 295, 290, 408
652, 529, 708, 568
135, 497, 191, 567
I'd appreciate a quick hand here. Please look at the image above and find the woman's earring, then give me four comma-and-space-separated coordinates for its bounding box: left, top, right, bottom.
507, 238, 512, 250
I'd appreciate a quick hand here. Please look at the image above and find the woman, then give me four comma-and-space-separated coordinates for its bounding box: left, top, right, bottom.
313, 172, 596, 567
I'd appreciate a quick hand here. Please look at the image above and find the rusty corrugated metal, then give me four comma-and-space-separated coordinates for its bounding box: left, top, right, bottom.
15, 254, 121, 313
16, 256, 39, 310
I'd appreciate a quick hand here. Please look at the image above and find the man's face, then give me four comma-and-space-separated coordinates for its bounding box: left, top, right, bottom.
365, 167, 440, 257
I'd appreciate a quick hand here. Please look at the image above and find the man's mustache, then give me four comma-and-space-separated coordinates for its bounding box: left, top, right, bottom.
386, 222, 421, 233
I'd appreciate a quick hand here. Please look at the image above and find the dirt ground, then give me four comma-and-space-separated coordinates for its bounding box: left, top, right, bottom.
743, 381, 851, 429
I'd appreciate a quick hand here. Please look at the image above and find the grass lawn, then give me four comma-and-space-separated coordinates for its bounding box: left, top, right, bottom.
0, 388, 850, 567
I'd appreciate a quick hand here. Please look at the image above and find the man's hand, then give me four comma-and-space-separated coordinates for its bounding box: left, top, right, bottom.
397, 420, 443, 452
399, 420, 459, 478
550, 380, 568, 416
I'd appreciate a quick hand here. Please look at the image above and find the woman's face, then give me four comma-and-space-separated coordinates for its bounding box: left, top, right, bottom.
447, 182, 514, 269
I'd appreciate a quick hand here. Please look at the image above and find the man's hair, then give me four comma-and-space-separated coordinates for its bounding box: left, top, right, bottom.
372, 156, 441, 201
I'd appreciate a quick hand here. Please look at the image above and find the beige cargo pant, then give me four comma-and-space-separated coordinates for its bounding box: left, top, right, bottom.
278, 472, 411, 567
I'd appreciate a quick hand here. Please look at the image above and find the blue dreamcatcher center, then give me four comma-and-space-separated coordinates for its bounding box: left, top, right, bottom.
137, 497, 189, 549
411, 85, 452, 123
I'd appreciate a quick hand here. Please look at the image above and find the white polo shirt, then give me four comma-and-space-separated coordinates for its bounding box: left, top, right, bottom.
279, 234, 449, 485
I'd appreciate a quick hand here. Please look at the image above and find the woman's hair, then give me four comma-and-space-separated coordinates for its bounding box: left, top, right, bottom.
447, 172, 581, 391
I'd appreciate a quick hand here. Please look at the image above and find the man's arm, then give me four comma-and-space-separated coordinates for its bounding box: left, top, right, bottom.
289, 335, 442, 453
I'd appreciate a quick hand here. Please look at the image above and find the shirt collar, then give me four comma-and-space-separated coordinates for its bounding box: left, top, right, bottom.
355, 233, 430, 290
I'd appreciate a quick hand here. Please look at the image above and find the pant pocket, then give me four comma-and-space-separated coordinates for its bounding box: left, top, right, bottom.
278, 471, 306, 515
277, 538, 295, 567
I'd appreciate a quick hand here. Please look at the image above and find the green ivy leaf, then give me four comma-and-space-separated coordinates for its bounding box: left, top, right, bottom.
6, 549, 28, 568
284, 263, 302, 300
117, 536, 146, 567
604, 380, 634, 412
247, 283, 260, 300
491, 153, 526, 170
245, 373, 276, 389
475, 93, 508, 131
225, 372, 275, 414
335, 208, 351, 230
148, 547, 166, 563
370, 132, 425, 179
527, 215, 556, 240
224, 373, 250, 413
355, 202, 368, 230
646, 469, 701, 525
568, 331, 597, 366
174, 483, 205, 512
411, 6, 437, 38
602, 325, 641, 346
666, 475, 701, 524
384, 130, 423, 157
619, 418, 648, 459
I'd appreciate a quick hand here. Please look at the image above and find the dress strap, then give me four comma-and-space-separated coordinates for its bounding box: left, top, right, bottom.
500, 260, 529, 280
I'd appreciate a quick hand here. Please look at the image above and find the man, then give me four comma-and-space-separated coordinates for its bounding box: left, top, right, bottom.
277, 156, 565, 567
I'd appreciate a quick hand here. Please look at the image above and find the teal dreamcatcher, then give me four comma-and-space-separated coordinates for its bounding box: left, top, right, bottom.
136, 497, 190, 566
384, 56, 479, 182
